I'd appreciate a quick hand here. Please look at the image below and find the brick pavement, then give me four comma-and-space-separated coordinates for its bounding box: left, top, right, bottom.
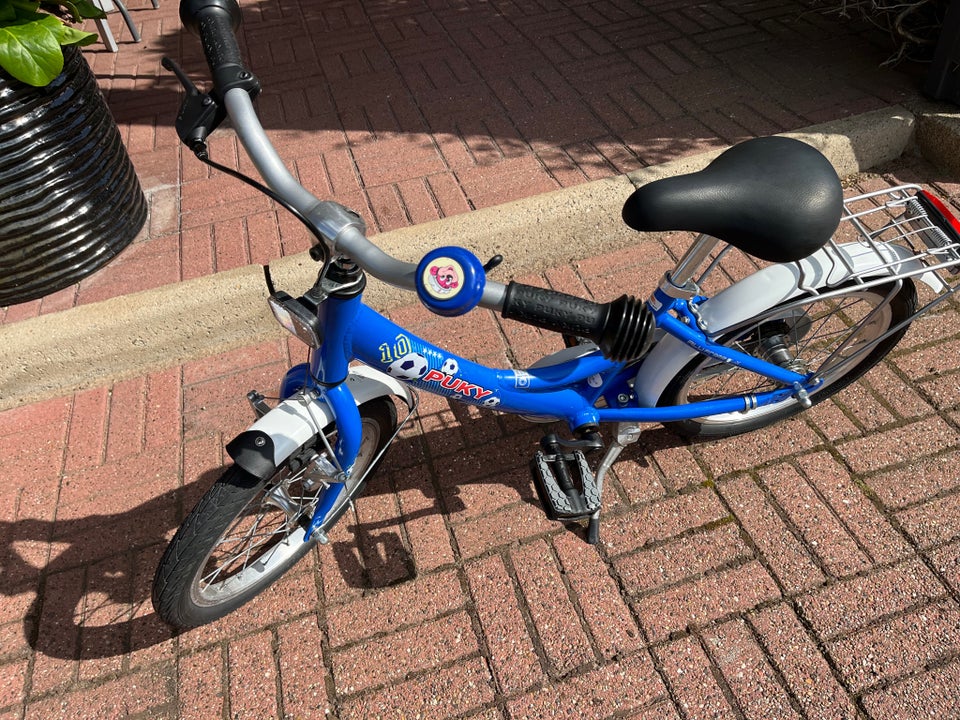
4, 157, 960, 717
0, 0, 923, 325
4, 0, 960, 718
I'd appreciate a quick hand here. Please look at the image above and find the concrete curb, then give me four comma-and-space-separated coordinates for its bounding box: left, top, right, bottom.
0, 105, 917, 411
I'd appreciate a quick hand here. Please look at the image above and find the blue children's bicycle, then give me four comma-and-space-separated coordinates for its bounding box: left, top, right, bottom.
153, 0, 960, 628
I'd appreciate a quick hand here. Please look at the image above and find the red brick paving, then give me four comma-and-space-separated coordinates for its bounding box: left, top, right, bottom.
5, 0, 960, 718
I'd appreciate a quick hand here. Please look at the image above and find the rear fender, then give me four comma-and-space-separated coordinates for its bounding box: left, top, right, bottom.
633, 241, 934, 408
226, 365, 413, 480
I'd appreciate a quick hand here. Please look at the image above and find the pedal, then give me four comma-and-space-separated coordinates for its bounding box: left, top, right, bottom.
531, 448, 601, 521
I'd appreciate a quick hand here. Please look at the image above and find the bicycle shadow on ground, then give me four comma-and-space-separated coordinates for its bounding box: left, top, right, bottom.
324, 400, 684, 594
0, 466, 222, 661
0, 399, 678, 660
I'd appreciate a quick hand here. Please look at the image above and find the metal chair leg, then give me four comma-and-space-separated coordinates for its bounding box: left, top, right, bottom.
112, 0, 141, 43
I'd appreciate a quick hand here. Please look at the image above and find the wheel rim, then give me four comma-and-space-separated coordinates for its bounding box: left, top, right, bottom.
190, 417, 382, 607
676, 288, 899, 427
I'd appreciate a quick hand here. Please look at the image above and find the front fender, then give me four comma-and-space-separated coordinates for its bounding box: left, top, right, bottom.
225, 365, 414, 480
633, 241, 935, 408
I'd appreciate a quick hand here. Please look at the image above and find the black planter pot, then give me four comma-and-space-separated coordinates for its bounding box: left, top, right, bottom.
0, 45, 147, 306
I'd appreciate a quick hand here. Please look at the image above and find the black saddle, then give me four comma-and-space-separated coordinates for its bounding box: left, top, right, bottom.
621, 136, 843, 263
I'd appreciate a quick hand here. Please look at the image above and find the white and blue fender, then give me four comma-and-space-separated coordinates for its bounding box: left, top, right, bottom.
633, 241, 940, 407
225, 365, 414, 480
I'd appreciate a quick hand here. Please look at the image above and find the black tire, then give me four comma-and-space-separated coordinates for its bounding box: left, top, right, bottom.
661, 280, 917, 439
152, 398, 397, 628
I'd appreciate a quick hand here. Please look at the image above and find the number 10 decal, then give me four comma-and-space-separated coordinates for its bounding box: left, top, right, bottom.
378, 334, 412, 364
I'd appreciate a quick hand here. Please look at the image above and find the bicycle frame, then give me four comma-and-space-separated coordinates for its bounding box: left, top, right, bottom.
287, 279, 816, 467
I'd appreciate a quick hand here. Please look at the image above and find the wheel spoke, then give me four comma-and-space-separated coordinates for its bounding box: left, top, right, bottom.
666, 281, 915, 438
692, 293, 885, 402
201, 513, 269, 588
156, 400, 396, 629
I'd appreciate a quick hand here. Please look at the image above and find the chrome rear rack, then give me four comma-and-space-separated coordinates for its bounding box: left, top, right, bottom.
814, 184, 960, 295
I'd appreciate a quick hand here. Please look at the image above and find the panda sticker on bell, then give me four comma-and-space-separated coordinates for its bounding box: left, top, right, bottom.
415, 246, 486, 317
386, 245, 502, 408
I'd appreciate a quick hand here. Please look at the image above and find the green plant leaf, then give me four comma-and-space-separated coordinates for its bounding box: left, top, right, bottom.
69, 0, 104, 19
55, 22, 96, 46
8, 1, 42, 17
0, 15, 64, 86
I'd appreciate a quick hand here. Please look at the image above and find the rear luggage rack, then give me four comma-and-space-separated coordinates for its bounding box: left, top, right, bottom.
772, 184, 960, 374
809, 184, 960, 294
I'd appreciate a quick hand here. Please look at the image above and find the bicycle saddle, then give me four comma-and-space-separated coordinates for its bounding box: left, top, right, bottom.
621, 136, 843, 263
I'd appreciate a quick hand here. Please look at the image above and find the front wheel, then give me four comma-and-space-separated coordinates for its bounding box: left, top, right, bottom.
152, 398, 397, 628
661, 279, 917, 439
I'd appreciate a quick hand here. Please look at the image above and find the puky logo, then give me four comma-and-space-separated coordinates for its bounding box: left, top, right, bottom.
422, 369, 493, 400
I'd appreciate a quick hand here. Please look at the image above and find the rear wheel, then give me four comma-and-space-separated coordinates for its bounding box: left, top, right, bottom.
152, 399, 397, 628
661, 280, 916, 438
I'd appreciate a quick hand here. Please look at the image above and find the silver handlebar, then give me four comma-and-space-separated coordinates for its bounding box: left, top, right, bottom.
223, 89, 508, 310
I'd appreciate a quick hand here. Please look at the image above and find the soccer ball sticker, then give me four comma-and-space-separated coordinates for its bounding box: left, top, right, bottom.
387, 352, 430, 381
441, 358, 459, 376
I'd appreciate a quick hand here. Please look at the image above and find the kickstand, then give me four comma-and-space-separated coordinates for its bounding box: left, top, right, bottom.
583, 422, 643, 547
587, 513, 600, 545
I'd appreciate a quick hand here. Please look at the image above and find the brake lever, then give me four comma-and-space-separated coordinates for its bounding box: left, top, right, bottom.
161, 56, 199, 96
162, 56, 224, 154
483, 254, 504, 273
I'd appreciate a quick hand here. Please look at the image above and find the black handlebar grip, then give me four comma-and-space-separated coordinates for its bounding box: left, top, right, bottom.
501, 281, 655, 362
502, 281, 608, 339
179, 0, 248, 95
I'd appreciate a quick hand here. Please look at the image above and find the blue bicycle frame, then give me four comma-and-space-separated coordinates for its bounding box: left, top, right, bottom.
286, 279, 819, 505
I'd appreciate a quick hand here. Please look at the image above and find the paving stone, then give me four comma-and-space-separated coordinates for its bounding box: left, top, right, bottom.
352, 485, 414, 589
602, 487, 728, 555
897, 491, 960, 548
796, 558, 945, 640
695, 418, 821, 476
926, 539, 960, 596
276, 615, 330, 717
326, 569, 465, 647
750, 603, 857, 720
838, 417, 960, 474
339, 656, 495, 720
656, 635, 734, 720
614, 522, 750, 595
553, 532, 644, 660
762, 463, 871, 577
702, 618, 801, 720
333, 611, 477, 694
228, 631, 280, 718
507, 653, 665, 720
827, 599, 960, 692
28, 567, 82, 696
0, 660, 25, 709
178, 647, 224, 720
718, 475, 825, 594
451, 502, 556, 559
861, 659, 960, 719
77, 554, 131, 682
868, 448, 960, 509
394, 467, 455, 573
466, 554, 543, 695
510, 538, 594, 676
796, 452, 911, 567
635, 561, 780, 641
64, 388, 109, 473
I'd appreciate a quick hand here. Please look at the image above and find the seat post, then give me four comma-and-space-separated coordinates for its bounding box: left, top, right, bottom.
667, 233, 721, 291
